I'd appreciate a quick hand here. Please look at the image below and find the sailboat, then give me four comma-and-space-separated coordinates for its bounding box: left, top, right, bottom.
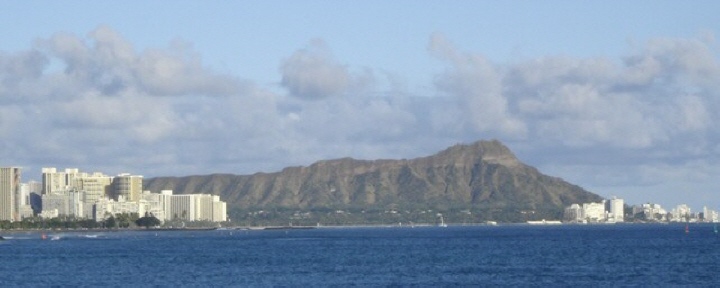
685, 223, 689, 234
438, 214, 448, 228
714, 224, 717, 234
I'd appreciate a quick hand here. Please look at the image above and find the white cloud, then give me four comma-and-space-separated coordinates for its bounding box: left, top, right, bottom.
429, 33, 527, 137
280, 39, 350, 100
2, 26, 720, 209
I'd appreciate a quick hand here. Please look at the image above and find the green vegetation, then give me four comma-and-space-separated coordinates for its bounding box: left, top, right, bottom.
0, 216, 100, 230
1, 212, 144, 230
228, 204, 564, 226
135, 215, 162, 228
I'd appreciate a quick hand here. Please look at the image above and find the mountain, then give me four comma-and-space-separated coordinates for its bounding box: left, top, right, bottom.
144, 140, 602, 222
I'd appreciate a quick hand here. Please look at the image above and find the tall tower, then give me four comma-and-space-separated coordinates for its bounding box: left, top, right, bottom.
0, 167, 21, 221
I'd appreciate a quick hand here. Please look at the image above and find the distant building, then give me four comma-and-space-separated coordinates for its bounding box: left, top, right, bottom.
42, 168, 114, 218
582, 201, 606, 222
91, 189, 227, 223
212, 195, 227, 222
607, 197, 624, 222
564, 204, 583, 223
670, 204, 691, 222
166, 192, 227, 222
42, 168, 80, 195
703, 206, 718, 223
564, 197, 625, 223
42, 190, 83, 218
113, 173, 143, 202
35, 168, 227, 224
636, 203, 667, 221
18, 183, 34, 219
0, 167, 21, 221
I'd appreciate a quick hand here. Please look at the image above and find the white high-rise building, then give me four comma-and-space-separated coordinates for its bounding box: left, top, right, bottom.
703, 206, 718, 223
639, 203, 667, 221
139, 190, 166, 221
608, 197, 624, 222
582, 201, 606, 222
42, 168, 115, 218
164, 192, 227, 222
671, 204, 691, 222
212, 195, 227, 222
0, 167, 21, 221
170, 194, 195, 221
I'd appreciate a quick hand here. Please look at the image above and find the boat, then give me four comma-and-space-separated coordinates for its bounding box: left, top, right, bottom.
685, 223, 689, 234
714, 224, 717, 234
527, 219, 562, 225
438, 214, 448, 227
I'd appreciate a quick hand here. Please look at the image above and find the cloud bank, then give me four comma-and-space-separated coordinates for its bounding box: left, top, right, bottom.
1, 27, 719, 207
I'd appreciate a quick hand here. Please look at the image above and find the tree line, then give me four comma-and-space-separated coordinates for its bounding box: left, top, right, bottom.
0, 212, 163, 230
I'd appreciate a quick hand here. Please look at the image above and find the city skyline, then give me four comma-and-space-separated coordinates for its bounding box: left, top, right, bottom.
0, 166, 718, 223
1, 2, 720, 209
1, 166, 227, 224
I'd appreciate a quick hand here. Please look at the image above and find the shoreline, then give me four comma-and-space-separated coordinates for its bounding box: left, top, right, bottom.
0, 221, 706, 234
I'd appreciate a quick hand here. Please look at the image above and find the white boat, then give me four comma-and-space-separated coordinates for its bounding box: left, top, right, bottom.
438, 215, 448, 227
527, 219, 562, 225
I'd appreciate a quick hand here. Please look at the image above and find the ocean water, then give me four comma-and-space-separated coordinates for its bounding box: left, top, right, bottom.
1, 224, 719, 286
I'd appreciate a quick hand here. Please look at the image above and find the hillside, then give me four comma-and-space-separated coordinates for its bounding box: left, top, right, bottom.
144, 140, 602, 222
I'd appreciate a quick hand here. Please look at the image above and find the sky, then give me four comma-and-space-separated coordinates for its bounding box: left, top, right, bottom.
1, 1, 719, 210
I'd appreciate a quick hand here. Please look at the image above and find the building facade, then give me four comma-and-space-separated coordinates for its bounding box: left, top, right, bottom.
607, 197, 624, 222
0, 167, 21, 221
113, 174, 143, 202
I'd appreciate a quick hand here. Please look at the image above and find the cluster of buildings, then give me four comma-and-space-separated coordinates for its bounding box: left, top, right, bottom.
564, 197, 625, 223
629, 203, 718, 223
564, 197, 720, 223
0, 167, 227, 224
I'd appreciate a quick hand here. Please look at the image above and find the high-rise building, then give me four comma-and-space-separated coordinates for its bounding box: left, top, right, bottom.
563, 203, 583, 223
0, 167, 21, 221
18, 183, 35, 219
75, 172, 113, 218
42, 167, 88, 195
41, 190, 83, 218
113, 174, 143, 202
212, 195, 227, 222
671, 204, 691, 222
170, 194, 195, 221
608, 197, 624, 222
582, 201, 606, 222
42, 168, 115, 218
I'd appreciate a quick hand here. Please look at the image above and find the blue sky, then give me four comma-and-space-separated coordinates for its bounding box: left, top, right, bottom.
1, 1, 719, 210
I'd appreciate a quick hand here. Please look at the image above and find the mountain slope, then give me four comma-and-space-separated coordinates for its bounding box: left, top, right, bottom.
144, 140, 602, 220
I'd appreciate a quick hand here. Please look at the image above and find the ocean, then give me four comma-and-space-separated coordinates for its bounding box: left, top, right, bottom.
1, 224, 719, 286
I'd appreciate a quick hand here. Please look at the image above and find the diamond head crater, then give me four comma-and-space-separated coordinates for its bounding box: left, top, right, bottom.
144, 140, 602, 225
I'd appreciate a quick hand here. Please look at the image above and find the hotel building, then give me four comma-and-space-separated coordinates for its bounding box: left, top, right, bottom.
0, 167, 21, 221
